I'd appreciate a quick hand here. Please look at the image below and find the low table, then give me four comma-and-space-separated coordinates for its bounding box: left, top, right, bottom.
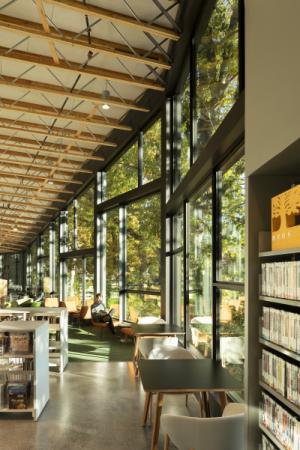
131, 324, 185, 375
138, 358, 242, 450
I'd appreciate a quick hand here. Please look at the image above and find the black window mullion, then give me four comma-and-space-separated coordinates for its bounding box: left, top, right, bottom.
212, 169, 220, 361
82, 256, 86, 305
119, 206, 126, 320
190, 37, 197, 165
138, 131, 143, 187
183, 200, 190, 347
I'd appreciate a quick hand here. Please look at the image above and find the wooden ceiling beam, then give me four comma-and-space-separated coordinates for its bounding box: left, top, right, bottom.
35, 0, 60, 65
0, 181, 74, 195
0, 75, 149, 113
0, 198, 58, 211
0, 170, 83, 185
0, 97, 132, 131
0, 215, 45, 224
0, 117, 116, 147
0, 226, 36, 235
0, 243, 25, 250
44, 0, 180, 41
0, 143, 104, 162
0, 189, 66, 204
0, 13, 170, 70
0, 219, 41, 229
0, 45, 164, 92
0, 155, 93, 174
0, 205, 53, 216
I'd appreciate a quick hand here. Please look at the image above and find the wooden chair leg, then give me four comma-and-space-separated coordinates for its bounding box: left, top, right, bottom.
163, 434, 170, 450
142, 392, 152, 426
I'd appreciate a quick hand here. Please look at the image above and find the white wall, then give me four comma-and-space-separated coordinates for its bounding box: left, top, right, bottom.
245, 0, 300, 176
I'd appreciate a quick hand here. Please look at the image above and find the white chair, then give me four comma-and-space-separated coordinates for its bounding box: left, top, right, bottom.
161, 403, 245, 450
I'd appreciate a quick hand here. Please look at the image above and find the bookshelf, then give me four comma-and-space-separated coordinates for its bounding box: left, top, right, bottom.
0, 320, 49, 420
0, 307, 68, 373
247, 170, 300, 450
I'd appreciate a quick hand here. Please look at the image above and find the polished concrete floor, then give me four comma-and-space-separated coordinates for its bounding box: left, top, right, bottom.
0, 361, 200, 450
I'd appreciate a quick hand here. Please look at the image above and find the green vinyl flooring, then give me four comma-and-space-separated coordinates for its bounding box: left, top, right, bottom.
68, 325, 134, 363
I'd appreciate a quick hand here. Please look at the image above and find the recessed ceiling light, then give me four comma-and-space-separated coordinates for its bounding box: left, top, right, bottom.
102, 103, 110, 110
101, 88, 111, 110
48, 180, 54, 185
13, 225, 18, 232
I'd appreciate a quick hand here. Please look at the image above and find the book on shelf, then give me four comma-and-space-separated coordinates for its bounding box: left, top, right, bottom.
9, 333, 31, 355
262, 307, 300, 353
7, 382, 31, 410
262, 434, 276, 450
261, 261, 300, 300
261, 393, 300, 449
262, 349, 300, 407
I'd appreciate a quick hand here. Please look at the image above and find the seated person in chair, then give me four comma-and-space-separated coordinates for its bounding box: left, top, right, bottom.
91, 293, 115, 335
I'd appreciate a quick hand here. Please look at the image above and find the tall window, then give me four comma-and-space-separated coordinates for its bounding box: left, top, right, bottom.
143, 119, 161, 183
126, 194, 161, 320
174, 75, 190, 188
106, 142, 138, 200
172, 210, 184, 328
195, 0, 239, 160
189, 184, 213, 358
41, 227, 51, 294
77, 185, 94, 249
105, 209, 120, 311
65, 256, 94, 306
67, 203, 75, 252
217, 156, 245, 385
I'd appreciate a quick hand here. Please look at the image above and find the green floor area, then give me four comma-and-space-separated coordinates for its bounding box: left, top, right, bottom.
68, 325, 134, 363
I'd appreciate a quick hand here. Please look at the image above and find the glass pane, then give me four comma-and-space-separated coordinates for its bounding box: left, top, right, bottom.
174, 76, 190, 188
219, 289, 245, 386
126, 194, 161, 291
218, 156, 245, 282
172, 251, 184, 328
31, 241, 37, 295
189, 185, 213, 358
195, 0, 239, 160
42, 227, 50, 258
65, 258, 83, 307
173, 209, 183, 250
106, 142, 138, 200
143, 119, 161, 183
106, 209, 119, 310
126, 293, 161, 321
43, 258, 51, 294
77, 185, 94, 249
85, 256, 94, 302
67, 203, 75, 251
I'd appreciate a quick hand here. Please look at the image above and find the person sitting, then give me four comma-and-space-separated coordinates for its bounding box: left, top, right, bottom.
91, 293, 115, 335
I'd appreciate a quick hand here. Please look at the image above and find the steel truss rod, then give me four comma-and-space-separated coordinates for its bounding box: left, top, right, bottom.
0, 75, 149, 112
0, 198, 58, 211
0, 117, 116, 147
0, 143, 104, 162
0, 181, 74, 194
0, 45, 164, 91
0, 97, 132, 131
0, 170, 83, 185
44, 0, 180, 41
0, 13, 170, 70
0, 132, 97, 154
0, 156, 92, 174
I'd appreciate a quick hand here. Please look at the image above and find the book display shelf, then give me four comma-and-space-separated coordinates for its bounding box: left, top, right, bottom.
247, 143, 300, 450
0, 321, 49, 420
0, 307, 68, 373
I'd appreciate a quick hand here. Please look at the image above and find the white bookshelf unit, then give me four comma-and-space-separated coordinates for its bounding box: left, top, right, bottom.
247, 150, 300, 449
0, 307, 68, 373
0, 320, 49, 420
259, 249, 300, 449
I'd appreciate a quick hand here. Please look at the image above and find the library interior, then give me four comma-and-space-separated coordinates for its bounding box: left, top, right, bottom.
0, 0, 298, 449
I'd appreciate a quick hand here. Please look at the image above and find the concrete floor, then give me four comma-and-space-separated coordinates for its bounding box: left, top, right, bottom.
0, 362, 200, 450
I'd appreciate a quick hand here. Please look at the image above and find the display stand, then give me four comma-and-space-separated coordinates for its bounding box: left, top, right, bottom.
0, 307, 68, 373
0, 320, 49, 420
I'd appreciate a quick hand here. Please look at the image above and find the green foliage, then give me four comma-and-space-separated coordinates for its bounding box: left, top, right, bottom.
143, 119, 161, 183
77, 184, 94, 249
106, 142, 138, 200
195, 0, 239, 158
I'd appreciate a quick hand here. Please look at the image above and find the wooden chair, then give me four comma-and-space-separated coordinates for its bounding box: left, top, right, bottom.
71, 305, 89, 328
44, 297, 59, 308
